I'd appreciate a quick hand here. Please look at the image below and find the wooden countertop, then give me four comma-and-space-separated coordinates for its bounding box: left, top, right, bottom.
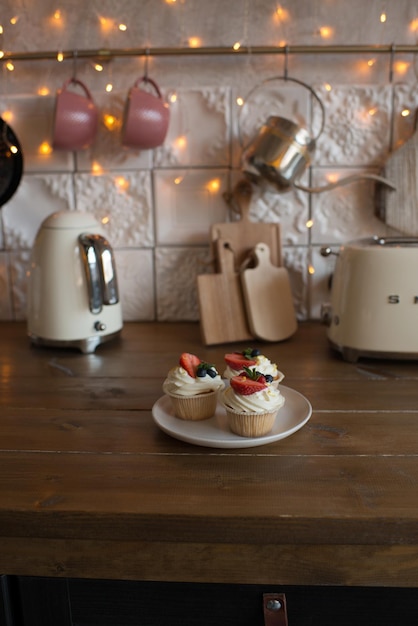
1, 321, 418, 587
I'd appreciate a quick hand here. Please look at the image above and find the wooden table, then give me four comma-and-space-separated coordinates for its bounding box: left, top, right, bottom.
1, 320, 418, 591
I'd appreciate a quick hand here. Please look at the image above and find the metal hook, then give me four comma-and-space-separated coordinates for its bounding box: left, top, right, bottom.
72, 49, 78, 79
144, 48, 150, 80
284, 44, 289, 80
389, 42, 396, 83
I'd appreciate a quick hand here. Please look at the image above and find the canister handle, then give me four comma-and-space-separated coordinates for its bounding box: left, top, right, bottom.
238, 75, 326, 147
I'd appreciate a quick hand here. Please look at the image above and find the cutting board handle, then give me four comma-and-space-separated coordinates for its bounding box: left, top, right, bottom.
241, 243, 298, 342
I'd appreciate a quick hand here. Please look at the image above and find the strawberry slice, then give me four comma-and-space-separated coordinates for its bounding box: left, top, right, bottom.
230, 373, 267, 395
224, 352, 257, 371
179, 352, 201, 378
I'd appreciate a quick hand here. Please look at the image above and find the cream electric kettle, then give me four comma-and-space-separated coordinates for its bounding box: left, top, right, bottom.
27, 211, 123, 353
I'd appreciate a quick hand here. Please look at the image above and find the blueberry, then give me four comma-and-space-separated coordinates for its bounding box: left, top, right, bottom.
265, 374, 274, 383
251, 348, 260, 357
207, 368, 217, 378
197, 368, 207, 377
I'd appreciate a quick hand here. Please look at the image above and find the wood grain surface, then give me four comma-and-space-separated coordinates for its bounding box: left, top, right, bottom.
1, 321, 418, 586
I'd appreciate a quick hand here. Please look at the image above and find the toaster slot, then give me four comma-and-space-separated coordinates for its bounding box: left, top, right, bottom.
79, 233, 104, 314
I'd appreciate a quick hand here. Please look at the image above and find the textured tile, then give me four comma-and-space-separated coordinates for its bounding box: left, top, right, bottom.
114, 249, 155, 321
154, 87, 231, 167
2, 174, 75, 249
283, 246, 309, 321
74, 171, 154, 247
392, 83, 418, 148
247, 180, 310, 246
156, 246, 211, 321
154, 169, 229, 245
10, 250, 31, 321
0, 253, 13, 320
313, 85, 392, 167
76, 89, 152, 172
0, 95, 74, 172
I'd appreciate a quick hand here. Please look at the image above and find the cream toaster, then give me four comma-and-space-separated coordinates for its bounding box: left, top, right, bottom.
27, 211, 123, 353
321, 236, 418, 362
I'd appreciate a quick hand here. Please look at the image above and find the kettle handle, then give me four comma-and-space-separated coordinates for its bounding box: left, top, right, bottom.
79, 233, 120, 314
238, 75, 326, 146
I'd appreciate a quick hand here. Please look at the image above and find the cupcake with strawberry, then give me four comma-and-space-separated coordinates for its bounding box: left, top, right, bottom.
220, 367, 285, 437
163, 352, 224, 420
223, 348, 284, 387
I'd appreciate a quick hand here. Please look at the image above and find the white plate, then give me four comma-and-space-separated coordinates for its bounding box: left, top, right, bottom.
152, 385, 312, 449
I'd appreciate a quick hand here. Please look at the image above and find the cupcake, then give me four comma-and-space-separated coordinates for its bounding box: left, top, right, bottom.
220, 368, 285, 437
223, 348, 284, 387
163, 352, 224, 420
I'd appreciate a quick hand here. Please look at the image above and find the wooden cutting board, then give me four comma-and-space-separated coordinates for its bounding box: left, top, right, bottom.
375, 114, 418, 235
197, 238, 253, 345
241, 243, 297, 342
211, 178, 282, 272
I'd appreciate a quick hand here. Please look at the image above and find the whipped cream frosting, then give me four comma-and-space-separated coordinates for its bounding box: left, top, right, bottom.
221, 383, 285, 414
163, 365, 224, 397
223, 355, 284, 382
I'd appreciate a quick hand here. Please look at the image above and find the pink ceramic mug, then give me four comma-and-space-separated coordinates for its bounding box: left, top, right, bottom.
52, 78, 99, 151
122, 76, 170, 149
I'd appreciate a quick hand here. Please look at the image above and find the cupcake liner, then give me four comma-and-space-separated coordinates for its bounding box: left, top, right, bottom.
225, 408, 279, 437
168, 389, 219, 420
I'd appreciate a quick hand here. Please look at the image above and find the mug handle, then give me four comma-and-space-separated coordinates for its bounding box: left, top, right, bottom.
61, 77, 95, 102
133, 76, 163, 99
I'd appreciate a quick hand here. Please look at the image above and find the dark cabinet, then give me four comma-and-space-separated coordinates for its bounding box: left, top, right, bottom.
3, 577, 417, 626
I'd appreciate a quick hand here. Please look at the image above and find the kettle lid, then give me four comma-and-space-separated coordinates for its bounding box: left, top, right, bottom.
40, 210, 100, 230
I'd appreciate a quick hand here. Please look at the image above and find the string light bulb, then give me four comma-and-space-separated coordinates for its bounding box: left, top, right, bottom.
380, 13, 387, 23
236, 96, 244, 106
57, 51, 64, 62
175, 136, 187, 149
114, 176, 129, 192
118, 23, 127, 31
99, 16, 114, 32
10, 16, 19, 25
103, 114, 119, 131
6, 62, 14, 71
233, 42, 241, 51
105, 83, 113, 93
319, 25, 333, 39
188, 37, 201, 48
275, 5, 290, 23
207, 178, 220, 193
410, 18, 418, 32
401, 109, 411, 117
38, 142, 52, 156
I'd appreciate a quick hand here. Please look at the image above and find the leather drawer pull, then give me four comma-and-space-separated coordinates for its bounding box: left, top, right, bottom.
263, 593, 288, 626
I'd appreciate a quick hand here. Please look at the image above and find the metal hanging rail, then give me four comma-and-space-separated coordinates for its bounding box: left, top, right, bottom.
1, 43, 418, 62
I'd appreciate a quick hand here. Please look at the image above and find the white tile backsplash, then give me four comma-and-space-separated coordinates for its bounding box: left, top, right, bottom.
0, 0, 416, 324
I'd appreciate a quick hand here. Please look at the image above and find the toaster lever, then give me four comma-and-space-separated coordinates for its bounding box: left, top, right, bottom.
79, 233, 120, 314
